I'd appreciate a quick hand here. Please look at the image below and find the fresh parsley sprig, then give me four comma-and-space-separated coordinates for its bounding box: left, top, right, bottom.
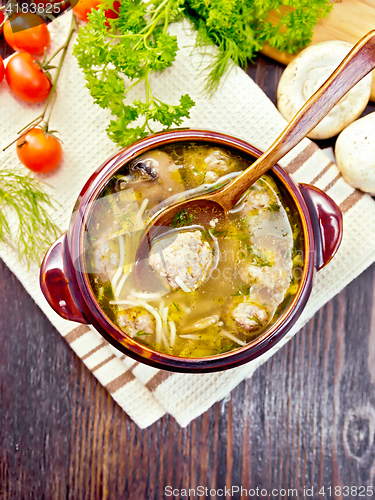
74, 0, 333, 144
73, 0, 195, 147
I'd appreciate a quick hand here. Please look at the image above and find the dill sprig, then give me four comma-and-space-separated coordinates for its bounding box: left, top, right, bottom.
0, 165, 60, 267
202, 228, 228, 239
242, 242, 272, 267
231, 285, 251, 297
185, 0, 333, 94
136, 329, 152, 336
248, 315, 262, 327
268, 202, 280, 212
170, 209, 194, 228
268, 202, 280, 221
217, 342, 235, 354
250, 249, 271, 267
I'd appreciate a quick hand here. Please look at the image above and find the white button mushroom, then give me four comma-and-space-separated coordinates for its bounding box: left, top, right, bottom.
335, 111, 375, 195
277, 41, 372, 140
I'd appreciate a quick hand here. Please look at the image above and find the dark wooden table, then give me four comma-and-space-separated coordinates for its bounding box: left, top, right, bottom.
2, 24, 375, 500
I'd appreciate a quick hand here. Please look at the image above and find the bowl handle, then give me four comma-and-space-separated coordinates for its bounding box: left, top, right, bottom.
299, 183, 343, 271
40, 233, 89, 324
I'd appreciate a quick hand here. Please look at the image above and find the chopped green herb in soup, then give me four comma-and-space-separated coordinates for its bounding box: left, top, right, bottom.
85, 144, 304, 357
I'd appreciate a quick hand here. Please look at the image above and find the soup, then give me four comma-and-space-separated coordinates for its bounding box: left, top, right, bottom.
84, 143, 304, 357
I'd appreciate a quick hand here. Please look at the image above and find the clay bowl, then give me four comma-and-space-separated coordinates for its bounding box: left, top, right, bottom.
40, 130, 343, 373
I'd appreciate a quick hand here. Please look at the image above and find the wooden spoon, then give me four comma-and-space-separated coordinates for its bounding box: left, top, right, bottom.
134, 30, 375, 287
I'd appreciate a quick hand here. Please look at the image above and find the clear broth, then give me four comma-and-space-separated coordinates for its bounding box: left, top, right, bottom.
84, 143, 304, 357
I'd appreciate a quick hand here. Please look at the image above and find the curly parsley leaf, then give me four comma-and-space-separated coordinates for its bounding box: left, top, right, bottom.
74, 0, 332, 143
73, 0, 194, 147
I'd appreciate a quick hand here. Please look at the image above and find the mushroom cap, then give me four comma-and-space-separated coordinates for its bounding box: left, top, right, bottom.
277, 41, 372, 140
335, 111, 375, 195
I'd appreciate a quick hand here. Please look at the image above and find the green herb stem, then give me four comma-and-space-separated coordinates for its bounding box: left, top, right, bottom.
73, 0, 194, 147
170, 209, 194, 228
17, 117, 44, 136
41, 13, 77, 129
44, 43, 67, 67
136, 330, 152, 336
3, 13, 77, 151
248, 315, 262, 326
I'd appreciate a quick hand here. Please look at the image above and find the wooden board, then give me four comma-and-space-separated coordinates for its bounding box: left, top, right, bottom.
261, 0, 375, 101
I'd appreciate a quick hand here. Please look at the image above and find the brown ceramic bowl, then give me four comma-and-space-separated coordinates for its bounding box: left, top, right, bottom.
40, 130, 343, 373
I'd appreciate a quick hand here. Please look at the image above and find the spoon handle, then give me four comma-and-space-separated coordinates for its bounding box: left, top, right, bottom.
215, 30, 375, 211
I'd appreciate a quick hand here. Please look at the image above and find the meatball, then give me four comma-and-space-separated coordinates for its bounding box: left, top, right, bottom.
204, 170, 219, 184
239, 261, 293, 308
204, 150, 230, 174
239, 264, 279, 286
244, 188, 270, 210
232, 302, 268, 331
93, 241, 120, 282
149, 230, 213, 291
118, 311, 154, 338
240, 251, 293, 287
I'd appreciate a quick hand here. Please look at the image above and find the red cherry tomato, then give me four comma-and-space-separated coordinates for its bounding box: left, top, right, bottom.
6, 52, 52, 103
3, 13, 50, 55
105, 0, 120, 20
72, 0, 120, 23
0, 10, 4, 35
0, 56, 4, 84
17, 128, 62, 173
72, 0, 102, 22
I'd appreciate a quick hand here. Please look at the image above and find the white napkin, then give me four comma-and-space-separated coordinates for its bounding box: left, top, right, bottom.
1, 12, 375, 428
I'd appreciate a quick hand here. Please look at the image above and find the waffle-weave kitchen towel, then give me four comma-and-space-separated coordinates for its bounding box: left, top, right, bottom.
1, 12, 375, 428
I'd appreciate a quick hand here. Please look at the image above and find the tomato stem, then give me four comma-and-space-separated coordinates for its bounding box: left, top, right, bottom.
2, 12, 77, 152
43, 92, 57, 130
41, 12, 77, 128
44, 46, 65, 66
44, 39, 67, 66
17, 117, 44, 136
3, 117, 43, 151
0, 17, 6, 31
